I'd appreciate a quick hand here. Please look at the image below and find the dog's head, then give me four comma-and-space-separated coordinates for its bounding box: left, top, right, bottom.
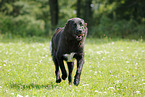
65, 18, 87, 41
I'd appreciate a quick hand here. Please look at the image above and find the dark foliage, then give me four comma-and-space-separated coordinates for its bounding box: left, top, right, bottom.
0, 0, 144, 39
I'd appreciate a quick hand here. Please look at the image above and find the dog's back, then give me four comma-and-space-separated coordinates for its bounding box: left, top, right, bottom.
50, 27, 64, 56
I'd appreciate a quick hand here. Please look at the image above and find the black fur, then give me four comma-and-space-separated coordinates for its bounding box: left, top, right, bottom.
50, 18, 87, 86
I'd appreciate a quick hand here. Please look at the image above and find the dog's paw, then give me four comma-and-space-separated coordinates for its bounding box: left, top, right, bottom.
73, 79, 79, 86
56, 78, 61, 83
62, 74, 67, 80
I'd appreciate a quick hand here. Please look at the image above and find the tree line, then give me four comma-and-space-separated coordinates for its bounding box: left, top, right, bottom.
49, 0, 93, 30
0, 0, 145, 38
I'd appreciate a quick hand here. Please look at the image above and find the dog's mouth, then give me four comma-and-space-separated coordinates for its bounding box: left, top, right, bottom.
76, 34, 85, 41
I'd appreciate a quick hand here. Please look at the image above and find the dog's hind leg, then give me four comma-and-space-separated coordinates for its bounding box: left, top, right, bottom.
57, 57, 67, 80
67, 62, 74, 85
53, 56, 61, 83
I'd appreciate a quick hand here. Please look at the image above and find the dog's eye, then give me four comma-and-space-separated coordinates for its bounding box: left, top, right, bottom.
74, 23, 77, 27
79, 22, 82, 26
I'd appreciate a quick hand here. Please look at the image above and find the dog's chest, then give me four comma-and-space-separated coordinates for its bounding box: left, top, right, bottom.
63, 52, 76, 62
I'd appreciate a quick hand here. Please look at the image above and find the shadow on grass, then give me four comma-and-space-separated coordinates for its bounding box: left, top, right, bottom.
10, 82, 59, 90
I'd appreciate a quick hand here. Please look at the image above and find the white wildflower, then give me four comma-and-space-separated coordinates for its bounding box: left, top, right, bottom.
103, 92, 107, 94
108, 87, 115, 90
25, 95, 29, 97
11, 93, 14, 95
135, 91, 141, 94
126, 61, 129, 63
95, 90, 99, 92
83, 84, 89, 86
94, 90, 105, 94
17, 94, 23, 97
3, 64, 6, 66
94, 71, 97, 73
42, 57, 45, 59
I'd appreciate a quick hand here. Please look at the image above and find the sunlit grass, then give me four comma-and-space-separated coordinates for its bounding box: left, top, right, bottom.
0, 37, 145, 96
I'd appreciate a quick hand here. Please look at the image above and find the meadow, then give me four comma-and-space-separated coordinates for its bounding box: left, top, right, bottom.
0, 37, 145, 97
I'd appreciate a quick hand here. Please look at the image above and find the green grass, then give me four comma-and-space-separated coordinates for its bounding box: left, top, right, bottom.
0, 37, 145, 97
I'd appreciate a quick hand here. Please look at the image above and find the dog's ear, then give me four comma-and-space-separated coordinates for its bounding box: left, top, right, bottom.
66, 19, 73, 28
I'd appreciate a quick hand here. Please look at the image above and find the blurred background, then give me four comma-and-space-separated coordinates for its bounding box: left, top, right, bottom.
0, 0, 145, 39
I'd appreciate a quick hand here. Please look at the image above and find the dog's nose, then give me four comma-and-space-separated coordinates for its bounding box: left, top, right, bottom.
77, 30, 82, 33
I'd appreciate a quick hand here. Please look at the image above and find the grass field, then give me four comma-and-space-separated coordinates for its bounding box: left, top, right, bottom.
0, 37, 145, 97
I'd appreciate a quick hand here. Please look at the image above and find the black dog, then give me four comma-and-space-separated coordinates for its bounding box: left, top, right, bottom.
50, 18, 87, 86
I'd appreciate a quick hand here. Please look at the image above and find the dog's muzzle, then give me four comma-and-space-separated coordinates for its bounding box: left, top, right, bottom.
75, 30, 85, 41
76, 34, 84, 40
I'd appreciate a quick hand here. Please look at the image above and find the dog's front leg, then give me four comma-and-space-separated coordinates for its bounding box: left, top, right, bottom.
74, 57, 84, 86
67, 62, 74, 85
57, 57, 67, 80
